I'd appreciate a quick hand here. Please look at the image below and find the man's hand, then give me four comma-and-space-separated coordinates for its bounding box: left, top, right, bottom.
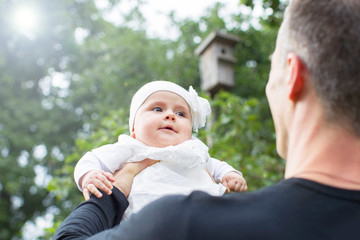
81, 170, 115, 201
221, 172, 247, 193
113, 159, 159, 197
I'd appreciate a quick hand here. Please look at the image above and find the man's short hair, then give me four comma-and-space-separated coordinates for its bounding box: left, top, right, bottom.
284, 0, 360, 136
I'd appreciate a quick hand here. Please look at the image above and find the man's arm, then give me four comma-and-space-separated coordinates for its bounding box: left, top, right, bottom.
88, 194, 191, 240
53, 187, 128, 240
54, 159, 157, 239
87, 190, 227, 240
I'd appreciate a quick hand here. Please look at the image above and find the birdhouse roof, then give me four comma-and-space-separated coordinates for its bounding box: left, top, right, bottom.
195, 31, 240, 56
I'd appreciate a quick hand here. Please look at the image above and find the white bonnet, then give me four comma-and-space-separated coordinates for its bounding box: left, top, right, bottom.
129, 81, 211, 133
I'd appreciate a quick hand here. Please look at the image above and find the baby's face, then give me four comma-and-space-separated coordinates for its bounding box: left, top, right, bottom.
132, 91, 192, 148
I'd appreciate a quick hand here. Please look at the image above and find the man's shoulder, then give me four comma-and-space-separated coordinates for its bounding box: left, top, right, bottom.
147, 178, 296, 214
134, 179, 294, 225
125, 180, 292, 239
116, 178, 360, 240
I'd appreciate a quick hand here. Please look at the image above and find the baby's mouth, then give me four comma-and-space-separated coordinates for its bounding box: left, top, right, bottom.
160, 125, 176, 132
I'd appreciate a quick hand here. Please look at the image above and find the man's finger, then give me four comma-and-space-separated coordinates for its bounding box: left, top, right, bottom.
83, 188, 90, 201
87, 184, 103, 198
96, 182, 113, 195
120, 159, 159, 177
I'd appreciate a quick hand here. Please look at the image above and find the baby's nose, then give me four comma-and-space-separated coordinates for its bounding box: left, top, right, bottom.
164, 113, 175, 121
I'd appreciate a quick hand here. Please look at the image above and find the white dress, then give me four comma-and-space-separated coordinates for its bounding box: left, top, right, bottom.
74, 135, 238, 219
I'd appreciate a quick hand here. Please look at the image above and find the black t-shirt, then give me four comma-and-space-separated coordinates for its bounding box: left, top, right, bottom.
90, 178, 360, 240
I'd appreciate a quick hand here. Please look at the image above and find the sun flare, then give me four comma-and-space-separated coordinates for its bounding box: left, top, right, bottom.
12, 5, 41, 38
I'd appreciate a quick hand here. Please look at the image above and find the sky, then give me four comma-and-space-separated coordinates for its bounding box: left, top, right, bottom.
96, 0, 262, 39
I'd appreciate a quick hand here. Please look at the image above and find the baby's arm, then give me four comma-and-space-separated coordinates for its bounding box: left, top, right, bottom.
207, 157, 247, 192
75, 152, 115, 200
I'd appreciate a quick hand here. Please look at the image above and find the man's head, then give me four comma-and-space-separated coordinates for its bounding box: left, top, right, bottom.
267, 0, 360, 157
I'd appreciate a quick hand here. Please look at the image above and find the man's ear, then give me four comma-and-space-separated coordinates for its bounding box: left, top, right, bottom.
286, 52, 304, 100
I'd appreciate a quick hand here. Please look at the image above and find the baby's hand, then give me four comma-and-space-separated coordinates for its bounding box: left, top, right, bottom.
81, 170, 115, 201
221, 171, 247, 193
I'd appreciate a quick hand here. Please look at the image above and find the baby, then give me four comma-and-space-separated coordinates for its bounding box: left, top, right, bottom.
74, 81, 247, 219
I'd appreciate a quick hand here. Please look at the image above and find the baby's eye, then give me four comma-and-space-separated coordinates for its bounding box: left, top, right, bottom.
176, 111, 184, 117
153, 107, 162, 112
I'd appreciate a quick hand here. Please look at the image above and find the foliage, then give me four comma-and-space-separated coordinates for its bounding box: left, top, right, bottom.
0, 0, 287, 238
0, 0, 87, 238
240, 0, 287, 27
231, 26, 278, 99
200, 91, 284, 190
45, 109, 129, 237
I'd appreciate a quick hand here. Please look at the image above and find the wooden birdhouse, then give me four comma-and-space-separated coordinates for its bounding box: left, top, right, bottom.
195, 31, 240, 95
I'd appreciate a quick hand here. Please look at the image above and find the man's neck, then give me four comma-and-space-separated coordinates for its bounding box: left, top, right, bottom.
285, 109, 360, 190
